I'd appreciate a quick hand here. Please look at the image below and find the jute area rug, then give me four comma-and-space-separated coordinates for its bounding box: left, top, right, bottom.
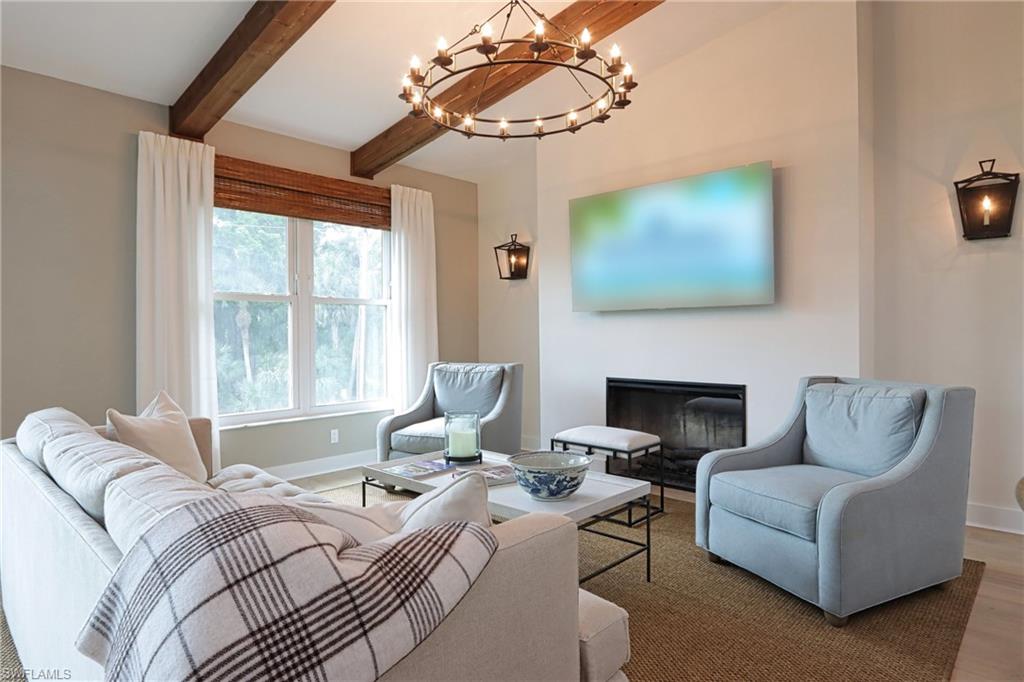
343, 485, 983, 682
0, 487, 982, 682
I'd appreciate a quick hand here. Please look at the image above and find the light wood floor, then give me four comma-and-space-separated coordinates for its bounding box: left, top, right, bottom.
296, 472, 1024, 681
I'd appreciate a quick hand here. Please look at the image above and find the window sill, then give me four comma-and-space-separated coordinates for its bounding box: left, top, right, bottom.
220, 404, 394, 431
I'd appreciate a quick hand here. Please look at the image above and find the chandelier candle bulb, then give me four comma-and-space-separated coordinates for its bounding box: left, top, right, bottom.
463, 115, 475, 135
566, 110, 579, 130
622, 63, 636, 90
577, 27, 597, 60
478, 22, 498, 55
534, 117, 544, 135
409, 54, 423, 83
433, 36, 453, 67
531, 20, 549, 54
609, 43, 624, 74
400, 74, 413, 101
409, 92, 424, 117
499, 118, 509, 138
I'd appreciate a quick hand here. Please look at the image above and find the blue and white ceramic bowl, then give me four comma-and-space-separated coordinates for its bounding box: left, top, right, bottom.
508, 451, 592, 501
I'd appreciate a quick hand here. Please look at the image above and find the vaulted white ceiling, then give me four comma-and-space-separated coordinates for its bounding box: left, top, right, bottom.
2, 1, 779, 181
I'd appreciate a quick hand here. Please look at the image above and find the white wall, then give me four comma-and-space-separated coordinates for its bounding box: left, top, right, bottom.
476, 143, 542, 448
536, 3, 865, 443
871, 1, 1024, 531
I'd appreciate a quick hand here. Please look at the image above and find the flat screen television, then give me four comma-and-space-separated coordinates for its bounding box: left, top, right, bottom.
569, 161, 774, 312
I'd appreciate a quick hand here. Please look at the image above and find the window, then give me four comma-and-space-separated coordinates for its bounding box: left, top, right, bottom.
213, 207, 390, 423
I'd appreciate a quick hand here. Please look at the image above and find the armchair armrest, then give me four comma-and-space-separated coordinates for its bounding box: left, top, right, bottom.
816, 387, 975, 616
479, 364, 523, 454
695, 382, 809, 549
376, 374, 437, 462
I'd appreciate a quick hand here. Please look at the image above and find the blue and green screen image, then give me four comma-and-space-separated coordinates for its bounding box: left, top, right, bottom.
569, 162, 774, 312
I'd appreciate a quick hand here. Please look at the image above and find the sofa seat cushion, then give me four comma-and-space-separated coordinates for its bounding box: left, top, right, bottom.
710, 465, 865, 541
432, 363, 504, 416
209, 464, 398, 544
16, 407, 92, 472
391, 417, 446, 455
578, 589, 630, 682
105, 464, 217, 552
804, 383, 926, 477
41, 431, 164, 523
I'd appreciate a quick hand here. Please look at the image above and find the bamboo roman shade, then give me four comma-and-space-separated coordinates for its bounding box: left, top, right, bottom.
214, 155, 391, 229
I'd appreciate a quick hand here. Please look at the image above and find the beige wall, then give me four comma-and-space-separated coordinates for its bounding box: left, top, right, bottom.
871, 1, 1024, 529
1, 68, 479, 473
476, 143, 541, 448
1, 66, 167, 431
535, 2, 865, 443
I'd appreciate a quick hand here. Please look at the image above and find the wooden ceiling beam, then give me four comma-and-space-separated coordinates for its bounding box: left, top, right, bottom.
350, 0, 663, 179
171, 1, 333, 140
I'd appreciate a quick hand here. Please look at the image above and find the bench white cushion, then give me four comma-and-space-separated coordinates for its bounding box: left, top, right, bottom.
554, 426, 660, 452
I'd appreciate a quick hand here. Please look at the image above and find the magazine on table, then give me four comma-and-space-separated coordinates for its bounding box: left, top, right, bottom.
383, 458, 455, 479
453, 463, 516, 487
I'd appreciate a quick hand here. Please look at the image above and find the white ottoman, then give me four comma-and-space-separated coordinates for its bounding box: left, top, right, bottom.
551, 425, 664, 526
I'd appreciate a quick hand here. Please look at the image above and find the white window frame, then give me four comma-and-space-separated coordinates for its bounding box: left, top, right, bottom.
216, 213, 392, 427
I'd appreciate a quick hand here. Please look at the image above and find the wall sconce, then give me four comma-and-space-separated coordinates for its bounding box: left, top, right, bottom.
494, 233, 530, 280
954, 159, 1019, 240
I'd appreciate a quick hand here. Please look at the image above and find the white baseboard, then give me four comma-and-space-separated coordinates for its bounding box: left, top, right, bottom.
263, 449, 377, 481
967, 502, 1024, 535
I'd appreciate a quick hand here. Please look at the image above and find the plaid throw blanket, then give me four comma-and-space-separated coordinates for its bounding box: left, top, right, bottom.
77, 492, 497, 682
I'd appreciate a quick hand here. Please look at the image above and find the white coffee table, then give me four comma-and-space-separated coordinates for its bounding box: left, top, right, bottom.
361, 451, 653, 583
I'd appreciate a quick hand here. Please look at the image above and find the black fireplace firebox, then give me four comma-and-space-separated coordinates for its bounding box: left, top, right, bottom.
606, 378, 746, 491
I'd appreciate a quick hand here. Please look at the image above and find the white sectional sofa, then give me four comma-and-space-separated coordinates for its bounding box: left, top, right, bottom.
1, 408, 630, 681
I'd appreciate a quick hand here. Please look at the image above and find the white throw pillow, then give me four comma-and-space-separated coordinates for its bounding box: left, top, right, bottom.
399, 472, 492, 531
106, 391, 207, 482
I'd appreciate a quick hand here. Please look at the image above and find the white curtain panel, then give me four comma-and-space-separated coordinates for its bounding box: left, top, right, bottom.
135, 131, 220, 466
389, 185, 440, 410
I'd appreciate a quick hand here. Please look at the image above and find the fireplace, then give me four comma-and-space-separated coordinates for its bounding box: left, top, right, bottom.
606, 378, 746, 491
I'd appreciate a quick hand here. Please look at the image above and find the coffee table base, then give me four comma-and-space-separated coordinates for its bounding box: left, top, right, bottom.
360, 476, 651, 585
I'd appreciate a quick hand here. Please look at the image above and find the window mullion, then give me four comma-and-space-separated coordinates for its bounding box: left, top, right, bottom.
295, 219, 315, 412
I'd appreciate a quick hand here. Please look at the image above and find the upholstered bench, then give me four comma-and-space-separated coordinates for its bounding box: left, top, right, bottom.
552, 425, 665, 525
579, 589, 630, 682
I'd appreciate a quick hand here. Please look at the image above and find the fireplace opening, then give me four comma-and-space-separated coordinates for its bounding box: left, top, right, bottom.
606, 378, 746, 491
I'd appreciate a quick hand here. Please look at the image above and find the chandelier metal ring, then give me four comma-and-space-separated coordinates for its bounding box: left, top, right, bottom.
399, 0, 637, 140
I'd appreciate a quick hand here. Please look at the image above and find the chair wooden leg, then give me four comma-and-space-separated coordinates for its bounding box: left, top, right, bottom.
824, 611, 849, 627
707, 551, 725, 564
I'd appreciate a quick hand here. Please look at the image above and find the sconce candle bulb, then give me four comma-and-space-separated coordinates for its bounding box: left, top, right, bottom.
954, 159, 1019, 240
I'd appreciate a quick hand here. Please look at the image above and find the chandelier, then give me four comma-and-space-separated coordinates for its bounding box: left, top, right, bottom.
400, 0, 638, 140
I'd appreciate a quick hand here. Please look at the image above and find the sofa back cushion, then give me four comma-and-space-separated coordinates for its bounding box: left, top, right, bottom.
105, 464, 217, 552
803, 383, 926, 477
15, 407, 92, 472
42, 431, 163, 523
433, 364, 504, 416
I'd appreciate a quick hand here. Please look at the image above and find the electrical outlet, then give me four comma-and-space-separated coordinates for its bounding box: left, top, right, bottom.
330, 429, 339, 444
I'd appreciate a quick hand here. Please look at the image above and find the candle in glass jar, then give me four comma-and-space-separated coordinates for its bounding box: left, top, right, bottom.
448, 425, 477, 458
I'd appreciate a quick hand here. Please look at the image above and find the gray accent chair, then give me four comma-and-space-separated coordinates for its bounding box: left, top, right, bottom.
696, 376, 976, 626
377, 362, 523, 462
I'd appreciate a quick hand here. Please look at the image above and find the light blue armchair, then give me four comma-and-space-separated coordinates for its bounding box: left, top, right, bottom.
696, 376, 976, 626
377, 362, 523, 462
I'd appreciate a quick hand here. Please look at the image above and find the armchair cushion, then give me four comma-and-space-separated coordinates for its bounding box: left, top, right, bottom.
803, 384, 926, 477
433, 364, 504, 415
710, 464, 865, 541
391, 416, 446, 455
